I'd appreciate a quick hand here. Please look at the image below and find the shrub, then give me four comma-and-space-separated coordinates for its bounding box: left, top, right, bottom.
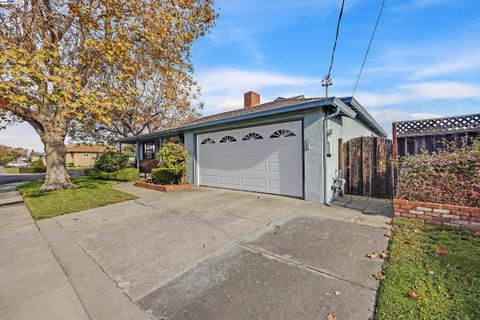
93, 151, 130, 173
87, 168, 139, 182
19, 166, 46, 173
397, 139, 480, 207
152, 143, 188, 185
151, 168, 181, 185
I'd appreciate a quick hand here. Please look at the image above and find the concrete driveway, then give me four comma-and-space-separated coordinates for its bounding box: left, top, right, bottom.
35, 184, 390, 320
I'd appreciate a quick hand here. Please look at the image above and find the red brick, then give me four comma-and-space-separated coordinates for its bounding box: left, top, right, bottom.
422, 215, 433, 221
426, 212, 441, 217
401, 213, 416, 218
456, 210, 470, 217
471, 212, 480, 218
401, 205, 416, 210
471, 217, 480, 223
441, 204, 461, 211
433, 217, 450, 223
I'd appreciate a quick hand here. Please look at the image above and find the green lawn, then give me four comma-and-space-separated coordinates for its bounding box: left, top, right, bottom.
375, 218, 480, 320
18, 176, 137, 220
4, 167, 19, 174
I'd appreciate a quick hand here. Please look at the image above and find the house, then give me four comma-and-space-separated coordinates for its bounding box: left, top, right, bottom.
117, 92, 386, 204
65, 143, 108, 167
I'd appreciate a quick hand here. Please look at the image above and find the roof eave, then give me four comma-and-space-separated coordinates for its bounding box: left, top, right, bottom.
116, 97, 347, 143
341, 97, 387, 137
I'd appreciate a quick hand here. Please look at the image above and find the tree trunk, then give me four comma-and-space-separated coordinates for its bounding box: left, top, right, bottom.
40, 128, 74, 191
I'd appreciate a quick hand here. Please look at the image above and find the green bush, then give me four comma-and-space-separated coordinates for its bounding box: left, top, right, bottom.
397, 138, 480, 207
151, 168, 181, 185
93, 151, 130, 173
87, 168, 139, 182
151, 143, 189, 185
19, 166, 46, 173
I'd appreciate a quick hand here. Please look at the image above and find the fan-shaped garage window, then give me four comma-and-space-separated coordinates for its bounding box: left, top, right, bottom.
219, 136, 237, 143
242, 133, 263, 141
200, 138, 215, 145
270, 129, 296, 138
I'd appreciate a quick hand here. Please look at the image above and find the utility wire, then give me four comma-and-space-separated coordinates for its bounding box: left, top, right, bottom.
352, 0, 387, 96
326, 0, 346, 78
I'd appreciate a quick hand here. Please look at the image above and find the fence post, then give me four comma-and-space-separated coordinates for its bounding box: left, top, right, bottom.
392, 122, 398, 197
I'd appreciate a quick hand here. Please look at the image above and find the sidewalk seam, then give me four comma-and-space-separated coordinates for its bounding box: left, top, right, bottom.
35, 221, 93, 320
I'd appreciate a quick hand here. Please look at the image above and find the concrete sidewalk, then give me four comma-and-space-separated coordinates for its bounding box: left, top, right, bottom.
0, 183, 147, 320
0, 184, 88, 320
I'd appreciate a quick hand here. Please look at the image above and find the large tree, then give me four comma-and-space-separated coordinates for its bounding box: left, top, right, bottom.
68, 72, 203, 143
0, 0, 216, 190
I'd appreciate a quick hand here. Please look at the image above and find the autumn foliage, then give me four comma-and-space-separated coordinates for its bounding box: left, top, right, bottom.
0, 0, 216, 190
397, 139, 480, 207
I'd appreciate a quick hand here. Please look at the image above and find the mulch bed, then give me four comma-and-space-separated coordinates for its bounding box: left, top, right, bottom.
134, 180, 193, 193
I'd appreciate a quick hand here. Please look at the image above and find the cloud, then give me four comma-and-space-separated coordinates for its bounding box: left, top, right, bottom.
197, 68, 322, 94
369, 109, 443, 136
355, 81, 480, 107
410, 51, 480, 79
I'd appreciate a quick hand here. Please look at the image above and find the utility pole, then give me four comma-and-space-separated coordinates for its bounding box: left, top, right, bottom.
322, 75, 333, 97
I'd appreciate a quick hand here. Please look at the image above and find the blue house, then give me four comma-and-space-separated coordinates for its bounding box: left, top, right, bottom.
117, 91, 386, 204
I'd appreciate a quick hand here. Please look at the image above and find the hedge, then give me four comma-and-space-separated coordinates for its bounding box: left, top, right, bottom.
397, 139, 480, 207
151, 168, 181, 185
19, 166, 46, 173
86, 168, 139, 182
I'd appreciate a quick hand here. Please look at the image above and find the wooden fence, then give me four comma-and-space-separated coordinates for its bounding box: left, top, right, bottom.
342, 136, 393, 199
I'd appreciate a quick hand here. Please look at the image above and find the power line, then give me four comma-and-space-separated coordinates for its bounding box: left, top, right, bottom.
352, 0, 387, 96
323, 0, 346, 97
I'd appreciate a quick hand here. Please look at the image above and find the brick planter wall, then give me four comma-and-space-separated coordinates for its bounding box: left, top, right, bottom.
394, 199, 480, 229
134, 181, 193, 193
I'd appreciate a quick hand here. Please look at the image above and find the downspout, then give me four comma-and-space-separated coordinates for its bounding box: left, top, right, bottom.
322, 105, 341, 205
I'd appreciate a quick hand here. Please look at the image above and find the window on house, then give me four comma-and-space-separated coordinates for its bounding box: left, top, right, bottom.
143, 142, 155, 160
242, 133, 263, 141
201, 138, 215, 144
270, 129, 296, 138
219, 136, 237, 143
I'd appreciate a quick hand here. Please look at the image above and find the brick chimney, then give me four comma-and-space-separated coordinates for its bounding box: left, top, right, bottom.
244, 91, 260, 108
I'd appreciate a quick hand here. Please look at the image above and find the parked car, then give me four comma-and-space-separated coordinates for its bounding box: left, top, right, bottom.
6, 160, 28, 168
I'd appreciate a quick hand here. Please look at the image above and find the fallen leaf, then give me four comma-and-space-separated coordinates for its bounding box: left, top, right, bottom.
428, 270, 435, 276
367, 251, 389, 260
326, 314, 337, 320
434, 247, 449, 256
407, 291, 421, 301
273, 225, 281, 235
384, 233, 392, 239
374, 272, 385, 280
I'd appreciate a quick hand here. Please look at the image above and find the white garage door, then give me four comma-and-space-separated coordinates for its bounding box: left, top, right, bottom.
197, 121, 303, 197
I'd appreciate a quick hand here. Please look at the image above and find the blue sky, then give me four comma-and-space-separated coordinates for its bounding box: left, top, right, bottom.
2, 0, 479, 151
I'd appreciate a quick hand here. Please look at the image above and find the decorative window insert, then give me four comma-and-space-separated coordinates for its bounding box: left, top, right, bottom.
201, 138, 215, 145
82, 153, 89, 157
270, 129, 296, 138
242, 133, 263, 141
219, 136, 237, 143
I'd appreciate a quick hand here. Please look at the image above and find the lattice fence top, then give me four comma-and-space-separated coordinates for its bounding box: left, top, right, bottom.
395, 113, 480, 137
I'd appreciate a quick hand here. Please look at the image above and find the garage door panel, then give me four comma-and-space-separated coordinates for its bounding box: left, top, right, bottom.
218, 176, 240, 186
198, 121, 303, 198
200, 175, 218, 184
241, 177, 267, 189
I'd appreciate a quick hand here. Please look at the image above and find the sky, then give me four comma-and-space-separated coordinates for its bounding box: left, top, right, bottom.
1, 0, 479, 151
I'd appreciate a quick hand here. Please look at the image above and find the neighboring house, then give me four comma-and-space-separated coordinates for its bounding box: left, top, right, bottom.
29, 151, 46, 164
65, 144, 108, 167
117, 91, 386, 204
